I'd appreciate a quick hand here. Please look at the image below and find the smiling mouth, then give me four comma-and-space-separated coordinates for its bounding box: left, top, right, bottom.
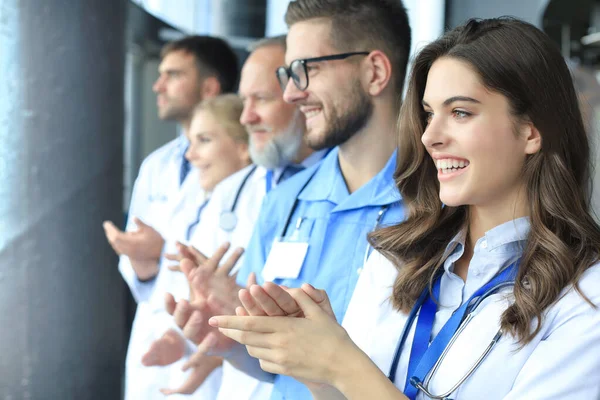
436, 158, 470, 174
300, 105, 322, 119
303, 109, 321, 119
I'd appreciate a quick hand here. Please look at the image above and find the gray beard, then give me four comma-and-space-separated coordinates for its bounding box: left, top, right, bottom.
248, 111, 305, 169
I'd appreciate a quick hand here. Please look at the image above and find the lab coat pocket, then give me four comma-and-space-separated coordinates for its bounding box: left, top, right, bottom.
144, 193, 172, 234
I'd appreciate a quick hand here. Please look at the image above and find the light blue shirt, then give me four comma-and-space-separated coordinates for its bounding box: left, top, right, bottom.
236, 147, 405, 400
267, 149, 328, 193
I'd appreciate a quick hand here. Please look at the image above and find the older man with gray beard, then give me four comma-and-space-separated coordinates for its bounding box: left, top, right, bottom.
240, 35, 323, 188
247, 108, 305, 173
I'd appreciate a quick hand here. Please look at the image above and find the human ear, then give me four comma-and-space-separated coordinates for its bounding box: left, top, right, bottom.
201, 76, 221, 98
362, 50, 392, 97
522, 123, 542, 155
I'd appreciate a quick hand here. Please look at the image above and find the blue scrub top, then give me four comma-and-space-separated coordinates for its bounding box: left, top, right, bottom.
236, 146, 405, 400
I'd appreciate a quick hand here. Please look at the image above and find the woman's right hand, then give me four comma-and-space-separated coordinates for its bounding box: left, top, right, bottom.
216, 283, 409, 400
211, 285, 360, 386
235, 282, 344, 395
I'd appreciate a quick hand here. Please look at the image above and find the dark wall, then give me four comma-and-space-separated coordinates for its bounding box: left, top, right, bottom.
0, 1, 127, 398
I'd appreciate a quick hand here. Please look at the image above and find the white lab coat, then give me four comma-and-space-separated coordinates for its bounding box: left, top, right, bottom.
191, 164, 267, 271
127, 168, 223, 400
136, 164, 269, 400
119, 135, 191, 302
144, 172, 224, 399
342, 250, 600, 399
120, 135, 214, 400
190, 164, 274, 400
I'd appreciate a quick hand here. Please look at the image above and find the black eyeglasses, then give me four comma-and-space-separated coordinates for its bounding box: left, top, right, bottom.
275, 51, 369, 91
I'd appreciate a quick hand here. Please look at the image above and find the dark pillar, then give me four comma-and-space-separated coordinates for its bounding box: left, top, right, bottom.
0, 1, 127, 399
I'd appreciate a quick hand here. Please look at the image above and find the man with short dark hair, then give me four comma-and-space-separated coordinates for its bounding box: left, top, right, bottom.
102, 35, 238, 400
237, 3, 411, 397
168, 1, 412, 399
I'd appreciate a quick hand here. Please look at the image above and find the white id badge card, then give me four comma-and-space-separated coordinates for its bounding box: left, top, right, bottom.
261, 239, 309, 282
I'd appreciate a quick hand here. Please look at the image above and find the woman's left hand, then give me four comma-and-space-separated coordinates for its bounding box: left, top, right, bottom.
210, 286, 359, 386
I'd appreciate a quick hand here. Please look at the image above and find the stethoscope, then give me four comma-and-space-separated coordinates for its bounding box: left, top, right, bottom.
362, 206, 389, 265
388, 267, 517, 400
219, 165, 258, 232
186, 198, 210, 241
278, 167, 391, 260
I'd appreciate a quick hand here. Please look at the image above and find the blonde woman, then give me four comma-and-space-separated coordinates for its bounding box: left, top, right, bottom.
130, 94, 250, 398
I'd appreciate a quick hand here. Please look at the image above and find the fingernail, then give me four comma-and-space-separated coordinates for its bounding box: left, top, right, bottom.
208, 317, 218, 327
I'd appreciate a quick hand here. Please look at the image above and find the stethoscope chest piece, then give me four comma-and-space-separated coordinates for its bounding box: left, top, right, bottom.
219, 211, 238, 232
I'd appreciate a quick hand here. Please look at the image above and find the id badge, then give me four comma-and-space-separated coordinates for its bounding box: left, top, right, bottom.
261, 217, 311, 281
261, 240, 309, 282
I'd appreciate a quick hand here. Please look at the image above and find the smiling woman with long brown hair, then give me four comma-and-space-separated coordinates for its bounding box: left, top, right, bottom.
211, 17, 600, 400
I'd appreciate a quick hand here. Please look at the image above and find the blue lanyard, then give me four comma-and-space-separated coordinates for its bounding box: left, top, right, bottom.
185, 199, 210, 241
389, 260, 519, 399
180, 149, 191, 186
266, 170, 274, 193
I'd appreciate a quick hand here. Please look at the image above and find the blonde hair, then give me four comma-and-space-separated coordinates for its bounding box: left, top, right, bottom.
193, 94, 248, 143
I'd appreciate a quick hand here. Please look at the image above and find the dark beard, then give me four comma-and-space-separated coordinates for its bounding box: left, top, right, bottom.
308, 82, 373, 150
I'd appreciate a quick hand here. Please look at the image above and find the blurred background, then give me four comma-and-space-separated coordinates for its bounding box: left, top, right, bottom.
0, 0, 598, 398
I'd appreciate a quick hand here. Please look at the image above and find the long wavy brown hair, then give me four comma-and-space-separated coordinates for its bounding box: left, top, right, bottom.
369, 17, 600, 344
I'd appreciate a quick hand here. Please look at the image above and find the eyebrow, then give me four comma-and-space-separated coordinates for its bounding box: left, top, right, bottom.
422, 96, 482, 108
239, 91, 277, 101
283, 55, 312, 66
159, 68, 184, 74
